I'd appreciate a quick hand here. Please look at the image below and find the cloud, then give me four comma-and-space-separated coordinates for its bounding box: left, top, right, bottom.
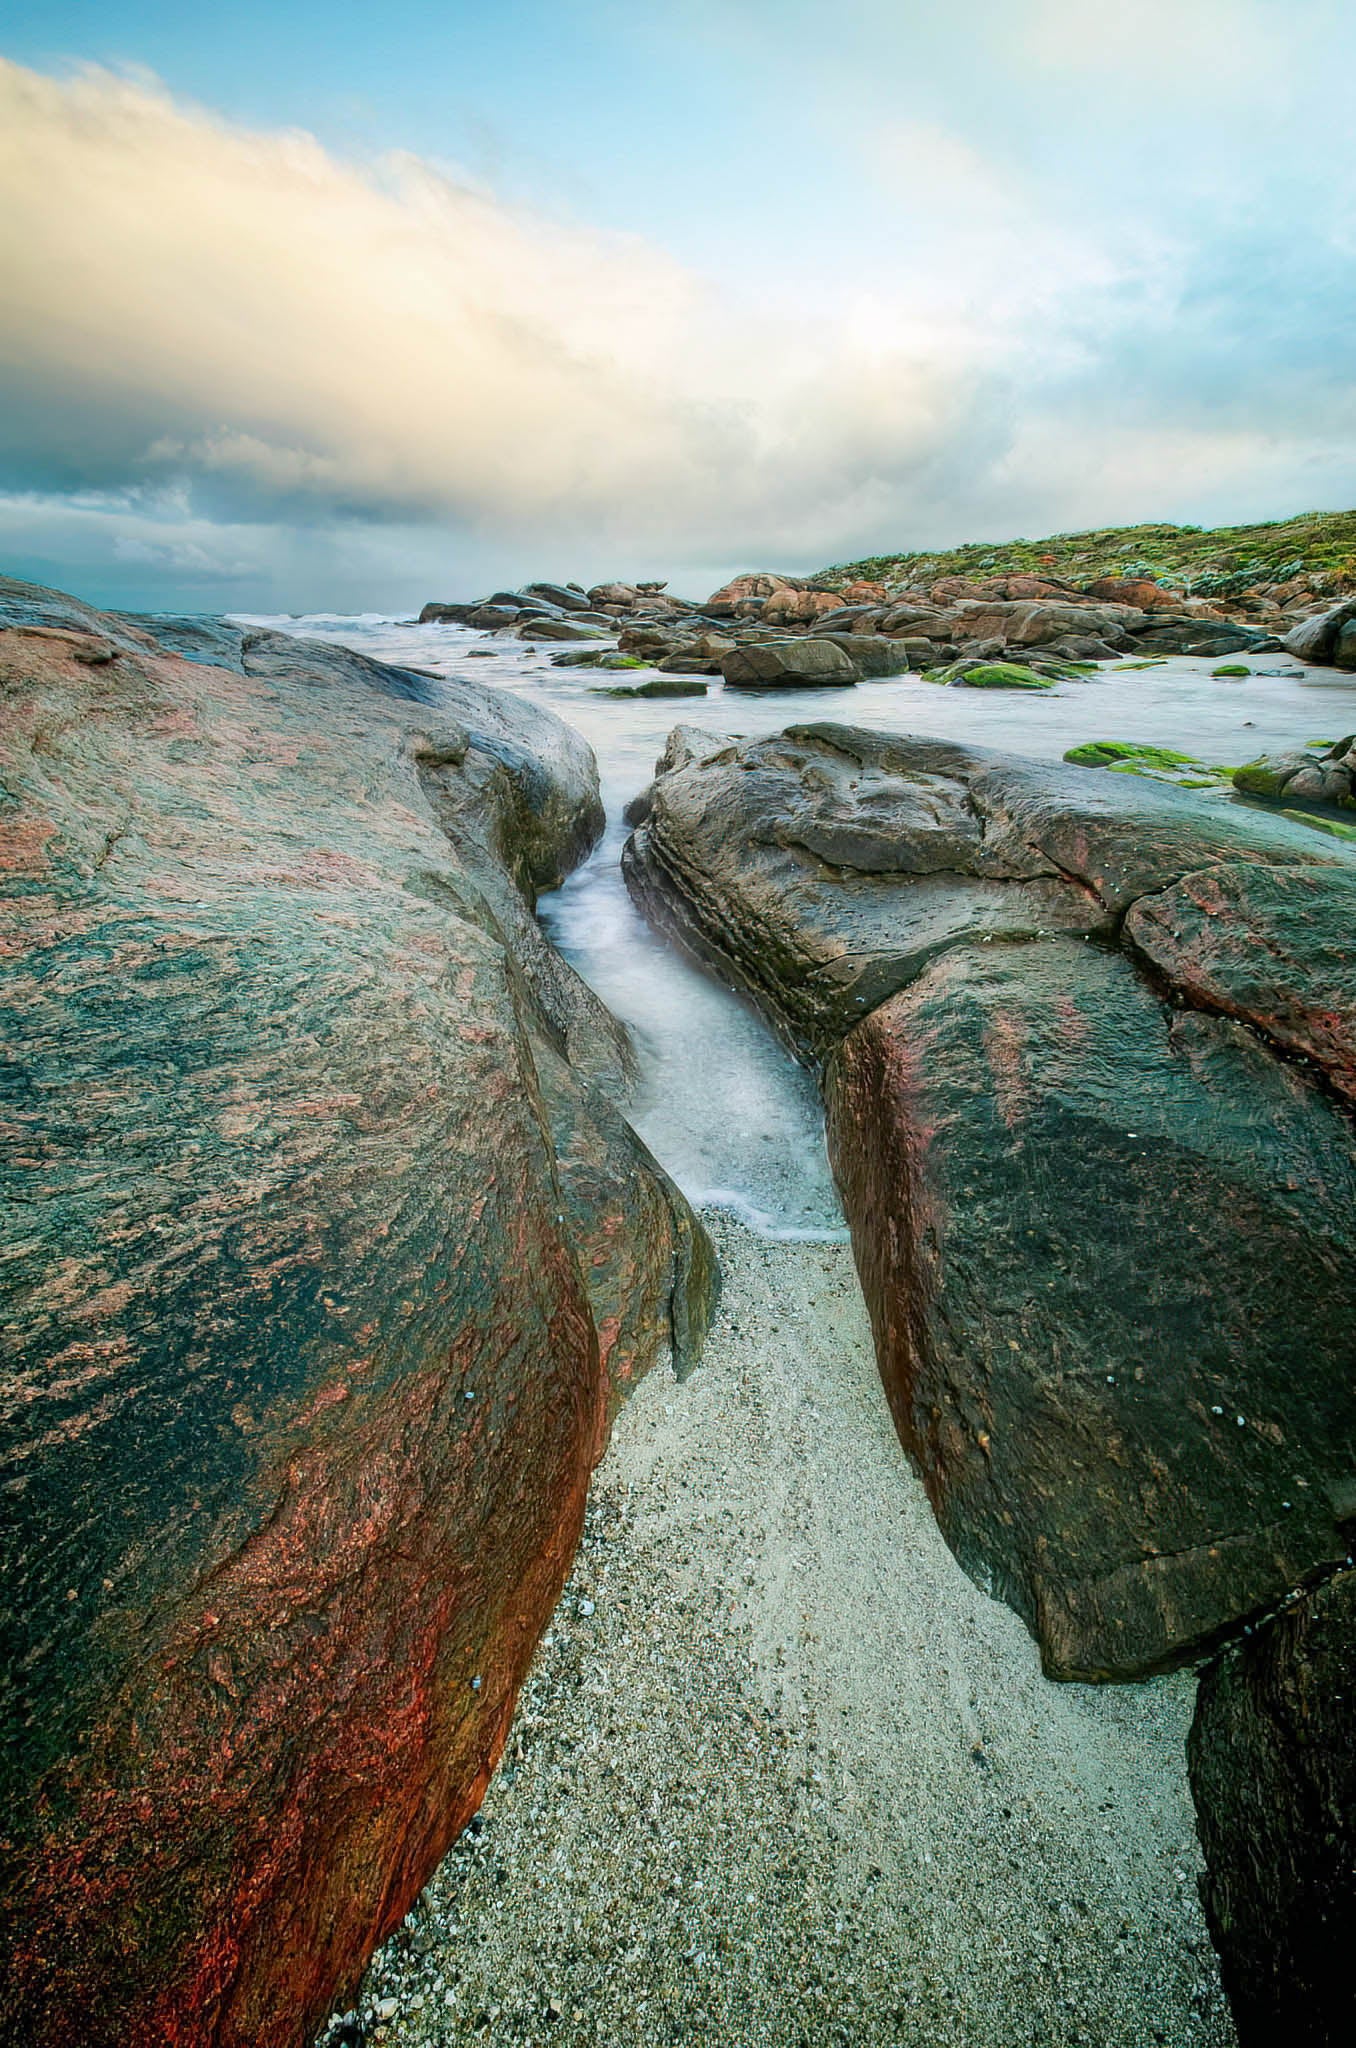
0, 45, 1352, 608
0, 58, 1007, 561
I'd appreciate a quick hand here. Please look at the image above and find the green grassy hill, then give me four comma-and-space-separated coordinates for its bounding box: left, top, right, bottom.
819, 508, 1356, 597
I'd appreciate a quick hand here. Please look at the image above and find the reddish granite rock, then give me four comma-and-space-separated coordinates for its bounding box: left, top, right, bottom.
760, 587, 845, 627
625, 723, 1356, 1676
824, 944, 1356, 1678
1085, 575, 1180, 609
704, 571, 798, 614
1125, 862, 1356, 1107
0, 585, 714, 2048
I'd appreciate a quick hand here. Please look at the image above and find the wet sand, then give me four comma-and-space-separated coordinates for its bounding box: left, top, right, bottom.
329, 1213, 1234, 2048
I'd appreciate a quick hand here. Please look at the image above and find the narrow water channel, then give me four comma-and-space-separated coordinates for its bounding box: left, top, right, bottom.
239, 608, 1356, 1241
257, 612, 1356, 2048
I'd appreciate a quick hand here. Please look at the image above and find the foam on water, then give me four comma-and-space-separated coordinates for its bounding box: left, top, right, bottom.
234, 610, 1356, 1237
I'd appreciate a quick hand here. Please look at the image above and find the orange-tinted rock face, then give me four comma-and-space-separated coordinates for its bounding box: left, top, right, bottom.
759, 587, 843, 627
0, 584, 714, 2047
1085, 575, 1180, 609
704, 571, 797, 612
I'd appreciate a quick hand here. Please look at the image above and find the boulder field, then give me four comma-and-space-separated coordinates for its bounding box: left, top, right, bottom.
623, 723, 1356, 1682
415, 569, 1356, 684
0, 579, 715, 2048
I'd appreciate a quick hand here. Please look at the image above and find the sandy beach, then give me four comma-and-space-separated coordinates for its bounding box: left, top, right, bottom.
332, 1213, 1235, 2048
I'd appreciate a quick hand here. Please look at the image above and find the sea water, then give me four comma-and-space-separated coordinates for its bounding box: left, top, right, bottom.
233, 612, 1356, 1237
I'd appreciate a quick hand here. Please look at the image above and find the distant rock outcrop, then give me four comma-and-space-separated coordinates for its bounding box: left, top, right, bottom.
624, 723, 1356, 1678
0, 578, 715, 2048
415, 549, 1356, 681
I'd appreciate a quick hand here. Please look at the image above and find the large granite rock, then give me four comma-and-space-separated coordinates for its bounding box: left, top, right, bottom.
819, 633, 915, 677
1133, 618, 1281, 657
625, 723, 1356, 1677
1282, 595, 1356, 666
941, 597, 1146, 650
1125, 861, 1356, 1107
1188, 1568, 1356, 2046
720, 638, 859, 689
0, 580, 715, 2048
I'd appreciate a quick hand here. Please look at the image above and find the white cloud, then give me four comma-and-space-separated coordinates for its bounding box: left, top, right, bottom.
0, 58, 1003, 559
0, 44, 1351, 607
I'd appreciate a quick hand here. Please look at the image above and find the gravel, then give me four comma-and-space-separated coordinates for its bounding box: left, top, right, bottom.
318, 1212, 1234, 2048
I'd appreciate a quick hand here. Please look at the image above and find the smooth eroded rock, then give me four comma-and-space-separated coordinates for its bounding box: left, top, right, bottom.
624, 721, 1356, 1674
825, 943, 1356, 1679
719, 639, 859, 690
1282, 596, 1356, 665
0, 584, 715, 2048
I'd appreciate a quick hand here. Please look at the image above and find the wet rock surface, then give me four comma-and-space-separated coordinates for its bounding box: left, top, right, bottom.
0, 578, 714, 2048
1232, 733, 1356, 811
624, 723, 1356, 1677
1124, 861, 1356, 1107
825, 944, 1356, 1679
720, 638, 860, 689
415, 562, 1344, 683
1188, 1567, 1356, 2047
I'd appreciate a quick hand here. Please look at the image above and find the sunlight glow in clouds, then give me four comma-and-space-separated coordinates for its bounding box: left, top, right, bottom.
0, 9, 1353, 608
0, 62, 984, 555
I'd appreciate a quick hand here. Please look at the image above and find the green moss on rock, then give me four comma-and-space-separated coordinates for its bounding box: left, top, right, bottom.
1232, 762, 1291, 798
1065, 741, 1199, 770
1064, 740, 1233, 790
930, 661, 1055, 690
1281, 808, 1356, 842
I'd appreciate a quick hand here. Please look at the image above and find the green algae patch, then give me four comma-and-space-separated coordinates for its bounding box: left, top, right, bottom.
1282, 808, 1356, 842
1232, 761, 1290, 798
1065, 739, 1235, 790
1030, 658, 1097, 679
930, 660, 1055, 690
590, 678, 708, 699
1213, 663, 1251, 678
1065, 741, 1199, 770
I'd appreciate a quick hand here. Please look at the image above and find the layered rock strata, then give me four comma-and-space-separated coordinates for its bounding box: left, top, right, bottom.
0, 578, 714, 2048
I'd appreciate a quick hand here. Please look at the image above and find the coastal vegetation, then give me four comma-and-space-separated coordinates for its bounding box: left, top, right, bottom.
822, 508, 1356, 597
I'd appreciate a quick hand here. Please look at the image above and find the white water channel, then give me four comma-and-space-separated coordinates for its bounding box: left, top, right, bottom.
236, 611, 1356, 1238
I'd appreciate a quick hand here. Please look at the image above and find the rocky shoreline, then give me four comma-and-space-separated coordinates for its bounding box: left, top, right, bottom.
415, 566, 1356, 688
3, 564, 1354, 2048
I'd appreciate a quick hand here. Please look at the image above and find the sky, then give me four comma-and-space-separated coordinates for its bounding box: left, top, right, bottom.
0, 0, 1353, 611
